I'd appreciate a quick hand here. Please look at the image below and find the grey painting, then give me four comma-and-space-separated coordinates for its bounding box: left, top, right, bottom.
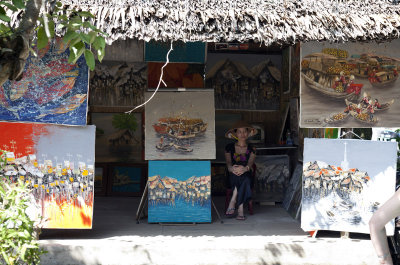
301, 138, 397, 234
301, 40, 400, 128
145, 91, 215, 160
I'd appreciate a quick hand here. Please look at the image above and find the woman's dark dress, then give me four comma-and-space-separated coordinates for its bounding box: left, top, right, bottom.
225, 142, 255, 207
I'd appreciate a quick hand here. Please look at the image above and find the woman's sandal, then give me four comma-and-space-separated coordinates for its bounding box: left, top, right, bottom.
236, 215, 246, 221
225, 208, 235, 217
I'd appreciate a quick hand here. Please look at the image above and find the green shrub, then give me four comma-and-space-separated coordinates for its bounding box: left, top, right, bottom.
0, 150, 45, 265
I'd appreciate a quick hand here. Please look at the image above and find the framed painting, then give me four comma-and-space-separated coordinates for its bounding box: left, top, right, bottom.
90, 62, 146, 107
108, 164, 146, 196
148, 161, 211, 223
206, 53, 281, 111
300, 39, 400, 128
301, 138, 397, 234
0, 38, 89, 125
145, 41, 206, 63
94, 163, 108, 196
144, 91, 215, 160
0, 122, 95, 229
91, 112, 143, 163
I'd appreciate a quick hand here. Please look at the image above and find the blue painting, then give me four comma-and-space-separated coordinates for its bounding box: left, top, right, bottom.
0, 38, 89, 125
145, 41, 206, 63
148, 161, 211, 223
112, 166, 142, 193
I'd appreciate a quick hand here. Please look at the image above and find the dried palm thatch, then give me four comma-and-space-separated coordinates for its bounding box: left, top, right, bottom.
58, 0, 400, 45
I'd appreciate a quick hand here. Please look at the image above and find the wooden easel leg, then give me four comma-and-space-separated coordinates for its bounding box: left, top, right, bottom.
136, 182, 149, 224
212, 199, 223, 224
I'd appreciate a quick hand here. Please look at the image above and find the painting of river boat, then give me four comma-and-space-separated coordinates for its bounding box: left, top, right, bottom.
0, 38, 89, 125
148, 161, 211, 223
145, 91, 215, 160
301, 138, 397, 234
0, 122, 95, 228
301, 40, 400, 128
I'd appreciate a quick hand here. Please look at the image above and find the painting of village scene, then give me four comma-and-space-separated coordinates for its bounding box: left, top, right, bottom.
148, 161, 211, 223
301, 138, 397, 234
145, 91, 215, 160
0, 122, 95, 228
90, 62, 146, 107
0, 38, 89, 126
91, 113, 142, 162
301, 40, 400, 127
206, 53, 282, 111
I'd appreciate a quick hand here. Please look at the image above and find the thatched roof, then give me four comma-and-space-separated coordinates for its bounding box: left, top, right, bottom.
60, 0, 400, 45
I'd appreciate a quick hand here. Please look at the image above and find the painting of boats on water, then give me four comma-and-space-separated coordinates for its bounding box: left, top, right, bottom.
301, 138, 397, 234
0, 122, 95, 228
206, 53, 281, 111
148, 161, 211, 223
0, 38, 89, 125
144, 91, 215, 160
301, 40, 400, 128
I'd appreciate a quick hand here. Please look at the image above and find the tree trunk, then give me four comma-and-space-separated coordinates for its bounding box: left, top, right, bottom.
0, 0, 42, 88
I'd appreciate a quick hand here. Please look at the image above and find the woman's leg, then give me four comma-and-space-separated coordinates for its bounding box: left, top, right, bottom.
369, 189, 400, 265
236, 175, 252, 217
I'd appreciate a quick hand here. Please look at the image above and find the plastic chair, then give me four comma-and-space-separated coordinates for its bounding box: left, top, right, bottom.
224, 164, 256, 215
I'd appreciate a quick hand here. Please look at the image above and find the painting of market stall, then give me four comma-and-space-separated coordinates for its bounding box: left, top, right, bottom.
148, 161, 211, 223
301, 138, 397, 234
0, 122, 95, 229
144, 91, 215, 160
300, 40, 400, 127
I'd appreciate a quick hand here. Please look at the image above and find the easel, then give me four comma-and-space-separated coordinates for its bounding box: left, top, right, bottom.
135, 181, 224, 224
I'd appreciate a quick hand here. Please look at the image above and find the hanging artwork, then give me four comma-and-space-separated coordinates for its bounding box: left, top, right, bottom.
145, 41, 206, 63
148, 160, 211, 223
90, 62, 146, 107
0, 38, 89, 125
111, 165, 143, 194
324, 128, 339, 139
301, 40, 400, 128
254, 155, 290, 202
301, 138, 397, 234
147, 63, 205, 89
206, 53, 281, 111
91, 113, 143, 162
144, 91, 215, 160
0, 122, 95, 229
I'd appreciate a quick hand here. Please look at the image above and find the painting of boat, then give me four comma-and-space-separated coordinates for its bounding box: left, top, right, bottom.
324, 112, 350, 125
345, 98, 394, 112
369, 71, 399, 88
349, 111, 378, 125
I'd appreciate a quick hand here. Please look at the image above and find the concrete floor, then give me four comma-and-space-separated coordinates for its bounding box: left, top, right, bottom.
39, 196, 380, 265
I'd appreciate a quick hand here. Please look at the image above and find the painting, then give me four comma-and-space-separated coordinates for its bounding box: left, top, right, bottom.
148, 160, 211, 223
0, 122, 95, 229
206, 53, 281, 111
301, 138, 397, 234
283, 162, 303, 211
0, 38, 89, 125
145, 41, 206, 63
94, 165, 106, 195
254, 155, 290, 202
301, 40, 400, 128
90, 62, 146, 107
215, 112, 242, 162
91, 113, 143, 162
144, 91, 215, 160
324, 128, 339, 139
147, 63, 205, 89
111, 165, 143, 194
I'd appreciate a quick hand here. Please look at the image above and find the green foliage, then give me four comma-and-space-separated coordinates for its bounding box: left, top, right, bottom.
0, 0, 107, 71
0, 177, 45, 264
112, 114, 138, 132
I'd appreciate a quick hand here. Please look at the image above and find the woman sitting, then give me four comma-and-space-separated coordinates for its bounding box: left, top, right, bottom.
225, 121, 257, 220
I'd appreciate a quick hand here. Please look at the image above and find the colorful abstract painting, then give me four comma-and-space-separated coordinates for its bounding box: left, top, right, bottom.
206, 53, 281, 111
147, 63, 204, 89
145, 41, 206, 63
90, 62, 146, 107
145, 91, 215, 160
0, 38, 89, 125
301, 40, 400, 128
0, 122, 95, 229
91, 113, 143, 162
301, 138, 397, 234
148, 160, 211, 223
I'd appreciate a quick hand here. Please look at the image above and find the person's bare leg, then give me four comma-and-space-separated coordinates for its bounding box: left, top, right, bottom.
369, 189, 400, 265
226, 187, 238, 214
237, 203, 244, 217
